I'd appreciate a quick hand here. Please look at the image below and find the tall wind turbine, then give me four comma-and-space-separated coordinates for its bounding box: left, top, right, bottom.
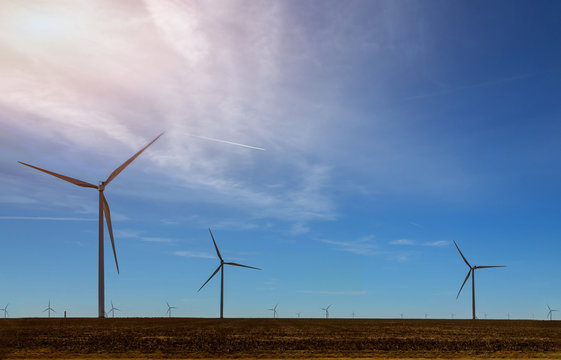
454, 241, 505, 320
198, 228, 261, 319
547, 304, 558, 320
1, 304, 8, 318
321, 304, 332, 319
268, 304, 278, 318
43, 300, 55, 318
166, 301, 176, 318
108, 301, 119, 318
19, 133, 163, 318
296, 312, 301, 318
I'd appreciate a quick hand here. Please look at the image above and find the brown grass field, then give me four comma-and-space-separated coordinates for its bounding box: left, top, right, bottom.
1, 318, 561, 359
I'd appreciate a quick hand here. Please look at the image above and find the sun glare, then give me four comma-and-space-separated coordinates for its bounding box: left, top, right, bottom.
1, 2, 89, 47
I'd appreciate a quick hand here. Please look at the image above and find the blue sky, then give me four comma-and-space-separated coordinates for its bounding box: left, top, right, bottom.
0, 0, 560, 319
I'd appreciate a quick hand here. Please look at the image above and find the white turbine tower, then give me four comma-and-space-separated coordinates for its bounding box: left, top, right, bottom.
1, 304, 8, 318
268, 304, 278, 318
321, 304, 332, 319
166, 301, 176, 318
43, 300, 55, 318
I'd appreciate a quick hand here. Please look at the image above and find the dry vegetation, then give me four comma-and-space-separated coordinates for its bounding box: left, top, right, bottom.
1, 318, 561, 359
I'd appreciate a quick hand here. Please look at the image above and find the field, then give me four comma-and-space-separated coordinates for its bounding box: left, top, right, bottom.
2, 318, 561, 359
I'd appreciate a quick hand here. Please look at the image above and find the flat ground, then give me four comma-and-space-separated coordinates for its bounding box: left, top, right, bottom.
1, 318, 561, 359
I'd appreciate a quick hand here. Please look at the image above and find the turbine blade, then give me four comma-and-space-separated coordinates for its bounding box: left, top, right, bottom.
457, 269, 472, 299
224, 262, 261, 270
18, 162, 97, 188
198, 265, 222, 291
104, 133, 164, 185
166, 301, 170, 307
208, 228, 223, 261
476, 265, 506, 269
101, 193, 119, 274
453, 241, 472, 268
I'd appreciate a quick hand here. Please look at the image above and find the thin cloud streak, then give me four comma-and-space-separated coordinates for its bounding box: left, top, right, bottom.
403, 73, 534, 101
173, 250, 214, 259
423, 240, 450, 247
321, 236, 378, 255
0, 216, 96, 221
390, 239, 415, 245
141, 237, 173, 243
298, 290, 367, 295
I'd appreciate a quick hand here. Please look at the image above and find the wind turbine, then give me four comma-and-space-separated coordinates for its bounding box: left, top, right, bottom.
454, 241, 505, 320
1, 304, 8, 318
547, 304, 558, 320
352, 311, 356, 319
321, 304, 332, 319
19, 133, 163, 318
166, 301, 176, 318
198, 228, 261, 319
268, 304, 278, 318
43, 300, 55, 318
108, 301, 119, 318
296, 312, 301, 318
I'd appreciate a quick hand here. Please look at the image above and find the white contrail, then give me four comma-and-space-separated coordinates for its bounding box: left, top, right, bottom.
187, 134, 265, 151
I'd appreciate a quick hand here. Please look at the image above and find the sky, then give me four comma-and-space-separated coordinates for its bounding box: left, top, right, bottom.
0, 0, 560, 319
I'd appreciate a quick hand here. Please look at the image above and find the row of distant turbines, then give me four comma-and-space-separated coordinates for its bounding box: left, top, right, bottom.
3, 300, 558, 320
12, 133, 555, 320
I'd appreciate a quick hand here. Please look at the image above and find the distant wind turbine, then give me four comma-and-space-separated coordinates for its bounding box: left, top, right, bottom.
296, 312, 301, 318
352, 311, 356, 319
166, 301, 176, 318
19, 133, 163, 318
547, 304, 558, 321
321, 304, 332, 319
454, 241, 505, 320
425, 313, 429, 319
1, 304, 8, 318
108, 301, 119, 318
43, 300, 55, 318
268, 304, 278, 318
198, 228, 261, 319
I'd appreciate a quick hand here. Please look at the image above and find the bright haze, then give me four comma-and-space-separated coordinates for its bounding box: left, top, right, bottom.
1, 1, 560, 319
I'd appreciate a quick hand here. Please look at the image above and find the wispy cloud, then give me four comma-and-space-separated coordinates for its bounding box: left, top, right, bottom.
141, 236, 173, 243
321, 235, 377, 255
403, 73, 535, 101
172, 250, 214, 259
0, 216, 96, 221
298, 290, 367, 295
115, 229, 143, 238
423, 240, 450, 247
390, 239, 415, 245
